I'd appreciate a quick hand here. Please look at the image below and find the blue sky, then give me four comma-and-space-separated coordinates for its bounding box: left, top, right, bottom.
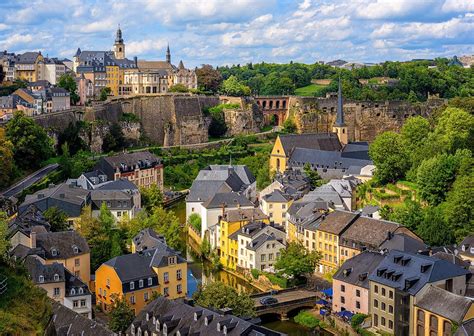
0, 0, 473, 67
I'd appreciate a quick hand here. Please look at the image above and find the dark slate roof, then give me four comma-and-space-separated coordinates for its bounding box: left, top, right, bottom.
65, 270, 90, 297
187, 180, 233, 202
50, 301, 115, 336
301, 184, 345, 208
456, 319, 474, 336
340, 217, 402, 250
97, 178, 139, 191
459, 235, 474, 258
16, 52, 40, 64
379, 233, 428, 254
229, 221, 284, 240
360, 205, 380, 216
317, 210, 359, 235
25, 256, 65, 284
262, 189, 291, 203
278, 133, 342, 155
289, 147, 372, 170
126, 296, 284, 336
287, 201, 326, 229
8, 204, 50, 237
431, 251, 470, 269
202, 192, 254, 209
103, 246, 184, 283
416, 285, 473, 322
36, 231, 90, 259
95, 151, 162, 179
247, 233, 285, 251
368, 250, 470, 296
274, 170, 311, 198
19, 183, 90, 218
132, 228, 166, 253
333, 251, 385, 289
221, 208, 268, 223
208, 165, 256, 185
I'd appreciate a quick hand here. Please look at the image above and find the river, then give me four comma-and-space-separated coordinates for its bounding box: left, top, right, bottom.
169, 200, 328, 336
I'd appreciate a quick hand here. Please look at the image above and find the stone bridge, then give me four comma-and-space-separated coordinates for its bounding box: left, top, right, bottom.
252, 288, 319, 320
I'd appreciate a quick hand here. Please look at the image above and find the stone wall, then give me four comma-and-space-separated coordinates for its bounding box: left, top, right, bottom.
287, 96, 446, 142
220, 96, 264, 136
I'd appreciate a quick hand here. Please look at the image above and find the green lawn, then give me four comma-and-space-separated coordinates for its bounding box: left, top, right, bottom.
294, 83, 326, 96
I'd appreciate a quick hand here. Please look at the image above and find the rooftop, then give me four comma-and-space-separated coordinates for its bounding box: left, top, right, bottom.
317, 210, 359, 235
278, 133, 342, 154
221, 208, 268, 223
333, 251, 385, 289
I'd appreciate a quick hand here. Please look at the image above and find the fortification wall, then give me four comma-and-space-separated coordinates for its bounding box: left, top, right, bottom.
220, 96, 264, 136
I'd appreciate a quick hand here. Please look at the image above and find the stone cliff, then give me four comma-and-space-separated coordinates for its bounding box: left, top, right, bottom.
220, 96, 264, 136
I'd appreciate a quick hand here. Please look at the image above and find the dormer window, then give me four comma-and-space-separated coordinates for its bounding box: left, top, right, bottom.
156, 321, 160, 331
53, 274, 59, 281
153, 316, 156, 324
148, 277, 152, 286
73, 246, 79, 254
224, 326, 228, 335
217, 323, 221, 331
39, 275, 44, 283
71, 288, 76, 295
139, 279, 144, 288
51, 248, 58, 257
131, 324, 135, 335
146, 312, 149, 321
78, 288, 83, 294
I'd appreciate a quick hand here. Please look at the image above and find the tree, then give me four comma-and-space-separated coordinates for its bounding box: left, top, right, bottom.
369, 132, 410, 183
140, 184, 164, 213
443, 174, 474, 242
303, 163, 323, 188
275, 241, 321, 279
416, 152, 466, 205
99, 87, 112, 101
57, 121, 86, 155
43, 207, 69, 232
282, 117, 297, 133
294, 311, 324, 329
416, 206, 453, 246
108, 294, 135, 333
0, 212, 9, 260
168, 84, 189, 93
188, 213, 201, 232
0, 128, 15, 189
207, 105, 229, 138
102, 123, 126, 153
196, 65, 223, 93
192, 282, 255, 317
6, 111, 53, 169
434, 107, 474, 153
388, 200, 424, 232
221, 75, 251, 96
57, 73, 80, 104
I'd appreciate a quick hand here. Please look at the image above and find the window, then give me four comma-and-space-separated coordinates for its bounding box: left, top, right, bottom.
374, 299, 378, 308
389, 320, 393, 329
382, 288, 386, 296
104, 289, 107, 298
430, 315, 438, 333
261, 254, 266, 262
148, 278, 152, 286
139, 280, 144, 288
73, 300, 79, 308
374, 314, 378, 327
389, 305, 393, 313
381, 302, 386, 311
356, 289, 360, 297
341, 296, 345, 304
51, 248, 58, 256
130, 295, 135, 304
164, 287, 169, 296
177, 284, 182, 293
79, 288, 83, 294
73, 246, 79, 254
177, 269, 182, 280
130, 282, 135, 290
381, 317, 386, 326
356, 301, 360, 309
54, 287, 60, 296
106, 278, 110, 287
54, 274, 59, 281
374, 285, 379, 294
389, 290, 393, 299
80, 299, 86, 307
39, 275, 44, 283
144, 292, 149, 301
269, 253, 274, 261
341, 285, 345, 292
164, 272, 169, 283
443, 321, 452, 335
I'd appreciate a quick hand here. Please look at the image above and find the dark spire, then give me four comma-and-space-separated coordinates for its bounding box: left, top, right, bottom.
74, 48, 81, 57
178, 60, 184, 69
166, 43, 171, 64
115, 24, 123, 44
335, 77, 345, 127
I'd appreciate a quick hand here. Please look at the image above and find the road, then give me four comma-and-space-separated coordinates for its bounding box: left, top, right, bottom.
1, 164, 59, 198
253, 289, 319, 308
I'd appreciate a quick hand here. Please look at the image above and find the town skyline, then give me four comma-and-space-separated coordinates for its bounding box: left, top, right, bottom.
1, 0, 473, 67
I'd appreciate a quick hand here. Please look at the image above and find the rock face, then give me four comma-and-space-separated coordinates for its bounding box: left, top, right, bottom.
287, 95, 446, 142
80, 121, 141, 153
220, 96, 264, 136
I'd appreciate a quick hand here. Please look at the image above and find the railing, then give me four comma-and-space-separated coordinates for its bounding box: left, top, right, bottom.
0, 275, 7, 295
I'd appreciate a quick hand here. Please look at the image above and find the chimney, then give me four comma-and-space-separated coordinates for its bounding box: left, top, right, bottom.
30, 231, 37, 248
134, 56, 138, 67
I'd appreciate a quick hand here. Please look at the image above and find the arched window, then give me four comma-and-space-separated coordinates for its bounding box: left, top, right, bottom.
430, 315, 438, 335
443, 321, 452, 335
276, 158, 281, 172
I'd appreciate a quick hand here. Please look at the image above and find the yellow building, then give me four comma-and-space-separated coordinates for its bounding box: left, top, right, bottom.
96, 247, 187, 315
219, 208, 269, 270
106, 65, 121, 96
414, 285, 474, 336
260, 189, 292, 226
15, 52, 44, 82
269, 133, 342, 174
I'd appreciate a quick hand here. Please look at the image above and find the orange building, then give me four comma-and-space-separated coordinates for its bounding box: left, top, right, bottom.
95, 246, 187, 315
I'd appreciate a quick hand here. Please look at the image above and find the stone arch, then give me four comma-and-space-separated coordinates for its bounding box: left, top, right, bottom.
286, 306, 315, 318
258, 313, 282, 323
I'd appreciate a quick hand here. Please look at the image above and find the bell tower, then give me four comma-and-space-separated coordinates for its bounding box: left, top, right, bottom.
332, 78, 348, 145
113, 25, 125, 59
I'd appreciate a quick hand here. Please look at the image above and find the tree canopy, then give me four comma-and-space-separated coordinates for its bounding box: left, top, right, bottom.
0, 128, 15, 189
192, 281, 255, 317
275, 241, 321, 279
57, 73, 80, 104
221, 75, 251, 96
108, 294, 135, 333
43, 206, 69, 232
196, 65, 223, 93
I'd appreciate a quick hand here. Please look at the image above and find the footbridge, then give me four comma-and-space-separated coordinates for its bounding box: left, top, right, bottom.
252, 288, 320, 320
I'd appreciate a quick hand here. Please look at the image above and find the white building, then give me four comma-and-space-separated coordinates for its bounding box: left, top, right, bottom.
43, 58, 66, 85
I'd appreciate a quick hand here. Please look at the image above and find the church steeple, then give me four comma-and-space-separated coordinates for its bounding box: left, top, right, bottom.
113, 24, 125, 59
332, 77, 349, 145
166, 44, 171, 64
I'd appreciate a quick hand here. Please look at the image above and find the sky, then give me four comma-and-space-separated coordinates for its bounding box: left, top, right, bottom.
0, 0, 473, 67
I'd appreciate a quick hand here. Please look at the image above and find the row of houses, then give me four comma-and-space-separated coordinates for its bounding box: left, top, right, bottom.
331, 234, 474, 335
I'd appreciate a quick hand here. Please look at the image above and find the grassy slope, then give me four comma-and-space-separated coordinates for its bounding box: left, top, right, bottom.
0, 263, 52, 335
294, 83, 326, 96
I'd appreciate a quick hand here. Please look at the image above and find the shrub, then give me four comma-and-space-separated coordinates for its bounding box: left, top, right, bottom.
294, 310, 322, 329
266, 273, 288, 288
188, 213, 202, 232
251, 269, 261, 279
351, 313, 368, 329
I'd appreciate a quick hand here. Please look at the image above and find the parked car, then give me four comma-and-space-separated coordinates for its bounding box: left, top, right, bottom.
260, 296, 278, 305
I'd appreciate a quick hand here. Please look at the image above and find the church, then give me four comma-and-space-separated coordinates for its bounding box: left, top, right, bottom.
269, 80, 374, 180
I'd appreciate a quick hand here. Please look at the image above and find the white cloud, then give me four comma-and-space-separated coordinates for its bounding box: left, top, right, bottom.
442, 0, 474, 13
127, 39, 168, 56
1, 34, 34, 49
0, 24, 9, 31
